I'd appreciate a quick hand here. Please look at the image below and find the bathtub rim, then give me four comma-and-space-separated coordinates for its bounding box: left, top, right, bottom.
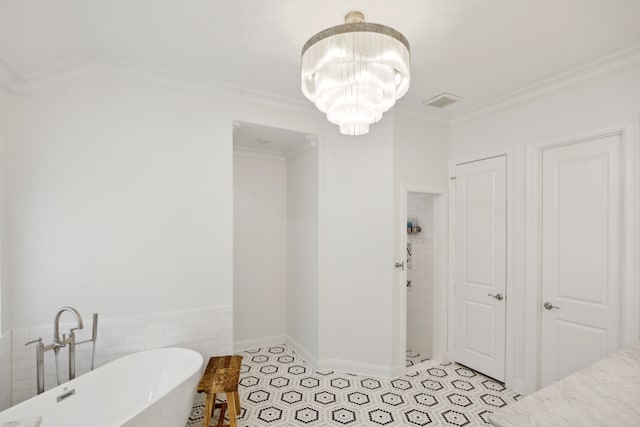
0, 347, 204, 426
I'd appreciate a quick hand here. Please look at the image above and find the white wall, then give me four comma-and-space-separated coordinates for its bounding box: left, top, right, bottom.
0, 61, 330, 404
0, 85, 12, 410
0, 83, 7, 334
393, 111, 449, 190
406, 192, 434, 360
286, 145, 319, 360
6, 69, 234, 329
392, 111, 449, 370
318, 119, 396, 375
0, 56, 449, 394
449, 58, 640, 394
0, 331, 10, 410
233, 154, 287, 348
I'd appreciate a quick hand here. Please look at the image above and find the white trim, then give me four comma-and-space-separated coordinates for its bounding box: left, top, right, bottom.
93, 56, 317, 115
524, 117, 640, 393
285, 335, 318, 371
448, 152, 517, 390
284, 137, 317, 161
240, 333, 405, 378
0, 56, 29, 93
3, 42, 640, 126
622, 117, 640, 346
234, 334, 287, 352
451, 44, 640, 124
0, 54, 323, 119
447, 170, 457, 364
396, 184, 448, 377
25, 55, 96, 92
317, 357, 399, 379
233, 145, 285, 162
432, 190, 450, 364
504, 148, 519, 391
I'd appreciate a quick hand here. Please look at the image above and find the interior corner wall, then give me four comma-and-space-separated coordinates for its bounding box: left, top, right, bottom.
0, 83, 8, 334
1, 63, 328, 404
392, 112, 449, 370
233, 154, 287, 349
5, 68, 234, 329
0, 84, 11, 412
449, 59, 640, 394
286, 146, 319, 361
318, 118, 396, 375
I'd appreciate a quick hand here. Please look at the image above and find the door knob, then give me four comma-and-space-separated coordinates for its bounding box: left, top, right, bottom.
488, 293, 504, 301
543, 302, 559, 310
395, 262, 405, 270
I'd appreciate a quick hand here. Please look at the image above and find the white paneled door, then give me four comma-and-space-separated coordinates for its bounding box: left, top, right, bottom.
540, 134, 622, 387
453, 156, 506, 381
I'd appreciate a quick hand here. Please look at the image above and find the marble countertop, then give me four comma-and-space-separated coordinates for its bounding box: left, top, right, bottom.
488, 343, 640, 427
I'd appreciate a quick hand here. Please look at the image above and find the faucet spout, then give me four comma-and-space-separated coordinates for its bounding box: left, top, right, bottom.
54, 306, 83, 345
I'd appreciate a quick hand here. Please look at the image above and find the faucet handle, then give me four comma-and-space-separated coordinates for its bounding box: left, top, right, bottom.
25, 338, 43, 347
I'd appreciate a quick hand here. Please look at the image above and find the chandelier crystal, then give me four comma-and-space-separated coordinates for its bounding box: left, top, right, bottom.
301, 11, 410, 136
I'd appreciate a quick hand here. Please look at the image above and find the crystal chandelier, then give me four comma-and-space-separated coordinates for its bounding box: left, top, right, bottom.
301, 11, 410, 136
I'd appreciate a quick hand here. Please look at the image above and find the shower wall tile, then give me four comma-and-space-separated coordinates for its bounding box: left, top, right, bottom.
0, 331, 11, 411
10, 304, 232, 405
407, 193, 434, 360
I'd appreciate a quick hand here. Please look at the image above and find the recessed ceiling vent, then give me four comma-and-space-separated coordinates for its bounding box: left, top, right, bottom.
423, 93, 462, 108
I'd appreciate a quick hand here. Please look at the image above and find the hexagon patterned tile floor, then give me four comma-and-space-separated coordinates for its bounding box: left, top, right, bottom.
406, 350, 431, 368
186, 344, 521, 426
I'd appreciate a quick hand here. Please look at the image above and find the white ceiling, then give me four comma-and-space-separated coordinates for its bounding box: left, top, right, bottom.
1, 0, 640, 115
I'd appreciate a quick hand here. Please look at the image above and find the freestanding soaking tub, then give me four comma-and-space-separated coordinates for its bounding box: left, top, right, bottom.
0, 347, 204, 427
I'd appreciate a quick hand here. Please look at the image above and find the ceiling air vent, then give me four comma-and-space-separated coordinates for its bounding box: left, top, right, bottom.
423, 93, 462, 108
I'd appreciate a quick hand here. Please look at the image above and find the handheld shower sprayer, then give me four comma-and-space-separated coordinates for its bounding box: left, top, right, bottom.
90, 313, 98, 371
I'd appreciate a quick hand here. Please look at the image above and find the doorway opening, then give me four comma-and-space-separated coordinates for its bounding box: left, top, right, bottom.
399, 187, 447, 374
405, 192, 436, 368
232, 121, 319, 356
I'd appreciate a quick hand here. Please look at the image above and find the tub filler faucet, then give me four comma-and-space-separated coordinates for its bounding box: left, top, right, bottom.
54, 306, 84, 381
26, 307, 99, 395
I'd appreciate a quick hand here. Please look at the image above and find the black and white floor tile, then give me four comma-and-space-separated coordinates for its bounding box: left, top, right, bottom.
406, 350, 431, 368
186, 345, 521, 427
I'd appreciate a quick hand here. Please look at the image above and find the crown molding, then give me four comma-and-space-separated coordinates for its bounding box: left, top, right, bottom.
4, 43, 640, 128
394, 102, 449, 125
93, 56, 321, 116
0, 56, 29, 93
233, 137, 317, 163
0, 53, 322, 119
284, 136, 317, 161
27, 55, 97, 91
451, 43, 640, 125
233, 145, 285, 162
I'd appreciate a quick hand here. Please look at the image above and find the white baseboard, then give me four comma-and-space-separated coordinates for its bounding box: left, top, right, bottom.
234, 334, 286, 352
317, 357, 398, 379
285, 335, 318, 370
239, 334, 409, 379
